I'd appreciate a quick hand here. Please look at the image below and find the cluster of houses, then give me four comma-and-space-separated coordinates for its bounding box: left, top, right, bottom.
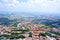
0, 24, 60, 40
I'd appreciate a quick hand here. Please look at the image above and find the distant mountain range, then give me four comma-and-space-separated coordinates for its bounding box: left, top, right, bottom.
0, 12, 60, 19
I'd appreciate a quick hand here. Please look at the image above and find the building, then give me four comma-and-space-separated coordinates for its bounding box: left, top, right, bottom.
0, 25, 4, 35
3, 27, 12, 33
45, 36, 56, 40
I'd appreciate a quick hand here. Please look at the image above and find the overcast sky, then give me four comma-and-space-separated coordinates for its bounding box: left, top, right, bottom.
0, 0, 60, 14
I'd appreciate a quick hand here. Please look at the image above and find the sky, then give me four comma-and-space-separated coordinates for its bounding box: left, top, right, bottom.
0, 0, 60, 13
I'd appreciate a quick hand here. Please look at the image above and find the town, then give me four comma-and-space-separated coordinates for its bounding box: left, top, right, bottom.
0, 18, 60, 40
0, 0, 60, 40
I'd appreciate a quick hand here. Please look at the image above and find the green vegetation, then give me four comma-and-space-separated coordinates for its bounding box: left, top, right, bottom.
1, 34, 25, 39
11, 31, 25, 35
12, 23, 17, 27
29, 32, 32, 37
1, 34, 10, 38
39, 33, 46, 37
0, 27, 29, 39
39, 32, 58, 38
39, 32, 51, 37
12, 28, 30, 32
11, 28, 30, 36
50, 31, 60, 35
19, 35, 25, 38
39, 24, 50, 28
10, 35, 25, 39
9, 23, 17, 27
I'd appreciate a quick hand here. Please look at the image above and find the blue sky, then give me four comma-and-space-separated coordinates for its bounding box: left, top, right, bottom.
0, 0, 60, 14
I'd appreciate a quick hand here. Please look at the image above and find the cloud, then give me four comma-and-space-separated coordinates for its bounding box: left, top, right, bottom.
0, 0, 60, 13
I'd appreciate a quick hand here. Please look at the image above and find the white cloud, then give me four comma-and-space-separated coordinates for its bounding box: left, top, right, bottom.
0, 0, 60, 13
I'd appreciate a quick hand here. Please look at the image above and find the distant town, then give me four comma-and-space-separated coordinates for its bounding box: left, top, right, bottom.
0, 16, 60, 40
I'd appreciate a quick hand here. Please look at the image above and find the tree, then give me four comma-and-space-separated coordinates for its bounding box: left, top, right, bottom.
19, 35, 25, 38
29, 32, 32, 37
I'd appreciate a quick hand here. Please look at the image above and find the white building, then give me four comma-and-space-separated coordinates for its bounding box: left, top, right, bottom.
17, 23, 25, 29
0, 25, 3, 35
46, 36, 56, 40
17, 23, 22, 28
